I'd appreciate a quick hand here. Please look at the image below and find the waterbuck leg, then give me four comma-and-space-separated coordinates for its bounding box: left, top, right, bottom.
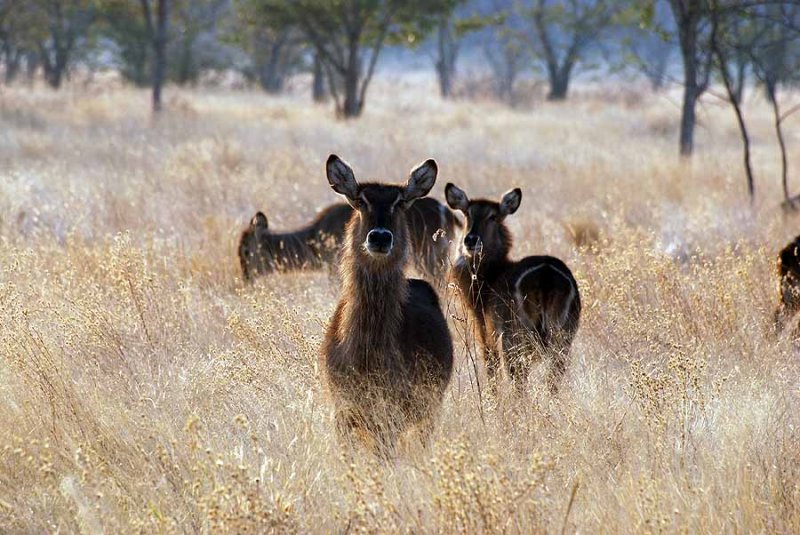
544, 329, 573, 395
482, 345, 501, 397
502, 331, 531, 395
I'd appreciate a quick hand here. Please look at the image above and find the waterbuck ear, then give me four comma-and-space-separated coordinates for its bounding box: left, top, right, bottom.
403, 159, 437, 205
444, 183, 469, 212
326, 154, 359, 202
499, 188, 522, 216
251, 212, 268, 229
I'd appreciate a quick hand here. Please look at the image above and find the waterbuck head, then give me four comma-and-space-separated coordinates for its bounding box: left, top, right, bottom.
239, 211, 275, 277
445, 183, 521, 262
326, 154, 437, 267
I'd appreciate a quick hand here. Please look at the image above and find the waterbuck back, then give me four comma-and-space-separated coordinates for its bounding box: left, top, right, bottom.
445, 183, 581, 395
239, 200, 458, 282
321, 155, 454, 455
238, 204, 351, 280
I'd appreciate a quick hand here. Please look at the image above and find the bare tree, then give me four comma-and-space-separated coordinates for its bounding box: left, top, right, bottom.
483, 23, 528, 104
141, 0, 169, 113
433, 6, 490, 99
707, 0, 800, 203
666, 0, 715, 157
436, 11, 458, 97
624, 2, 675, 92
312, 50, 327, 102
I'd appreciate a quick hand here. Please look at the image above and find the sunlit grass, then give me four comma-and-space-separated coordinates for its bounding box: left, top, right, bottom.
0, 76, 798, 532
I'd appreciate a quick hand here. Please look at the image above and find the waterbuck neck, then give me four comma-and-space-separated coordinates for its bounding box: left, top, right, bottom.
337, 233, 409, 372
459, 251, 507, 282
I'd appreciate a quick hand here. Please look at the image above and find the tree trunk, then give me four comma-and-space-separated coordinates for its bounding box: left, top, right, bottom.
767, 84, 789, 202
764, 78, 778, 105
342, 40, 361, 118
4, 44, 22, 84
24, 50, 38, 86
152, 0, 169, 113
258, 36, 286, 94
435, 16, 457, 99
732, 56, 746, 104
547, 66, 571, 101
41, 48, 65, 89
649, 50, 670, 91
312, 52, 327, 103
679, 83, 699, 156
677, 19, 699, 157
176, 37, 194, 85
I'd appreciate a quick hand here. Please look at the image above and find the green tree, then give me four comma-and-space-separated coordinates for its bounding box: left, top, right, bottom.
0, 0, 96, 88
432, 1, 489, 98
228, 0, 307, 94
526, 0, 627, 100
252, 0, 451, 118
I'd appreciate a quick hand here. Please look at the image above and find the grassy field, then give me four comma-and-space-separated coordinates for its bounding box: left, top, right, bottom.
0, 75, 798, 533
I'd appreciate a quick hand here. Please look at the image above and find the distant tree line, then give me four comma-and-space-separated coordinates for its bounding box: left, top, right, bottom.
1, 1, 799, 168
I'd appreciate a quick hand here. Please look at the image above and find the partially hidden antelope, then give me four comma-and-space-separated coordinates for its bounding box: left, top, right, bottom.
239, 204, 351, 280
239, 199, 458, 282
445, 183, 581, 395
321, 155, 454, 455
774, 235, 800, 334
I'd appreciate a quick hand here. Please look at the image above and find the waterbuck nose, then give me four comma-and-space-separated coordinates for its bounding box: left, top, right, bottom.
366, 228, 393, 254
464, 234, 480, 249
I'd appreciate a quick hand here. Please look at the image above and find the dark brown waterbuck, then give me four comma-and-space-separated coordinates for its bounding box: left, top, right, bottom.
445, 183, 581, 394
239, 199, 458, 281
239, 204, 351, 280
774, 235, 800, 334
321, 155, 454, 454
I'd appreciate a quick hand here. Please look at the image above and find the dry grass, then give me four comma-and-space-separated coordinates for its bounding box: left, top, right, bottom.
0, 75, 799, 533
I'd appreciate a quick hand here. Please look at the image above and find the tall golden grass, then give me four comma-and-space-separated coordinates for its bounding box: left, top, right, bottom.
0, 76, 798, 532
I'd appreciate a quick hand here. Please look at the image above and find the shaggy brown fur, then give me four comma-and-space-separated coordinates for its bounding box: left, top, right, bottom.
239, 199, 458, 282
238, 204, 350, 280
445, 183, 581, 394
321, 155, 453, 455
775, 235, 800, 334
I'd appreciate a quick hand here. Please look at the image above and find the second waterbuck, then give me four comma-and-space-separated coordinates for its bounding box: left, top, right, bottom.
321, 155, 454, 455
445, 183, 581, 395
774, 235, 800, 335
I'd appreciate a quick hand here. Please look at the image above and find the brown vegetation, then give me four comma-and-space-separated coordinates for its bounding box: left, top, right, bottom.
0, 80, 798, 532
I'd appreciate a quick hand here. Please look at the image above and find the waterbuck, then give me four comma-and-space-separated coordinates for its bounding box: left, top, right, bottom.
774, 235, 800, 334
239, 200, 458, 281
445, 183, 581, 394
321, 155, 454, 454
239, 204, 351, 280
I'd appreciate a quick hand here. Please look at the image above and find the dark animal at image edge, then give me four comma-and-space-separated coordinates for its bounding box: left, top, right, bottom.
321, 155, 454, 455
774, 235, 800, 335
239, 199, 459, 281
445, 183, 581, 394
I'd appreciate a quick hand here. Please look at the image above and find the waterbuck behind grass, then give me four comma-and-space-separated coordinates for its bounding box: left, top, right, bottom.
321, 155, 454, 455
239, 204, 351, 280
445, 183, 581, 395
239, 200, 458, 282
774, 235, 800, 335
